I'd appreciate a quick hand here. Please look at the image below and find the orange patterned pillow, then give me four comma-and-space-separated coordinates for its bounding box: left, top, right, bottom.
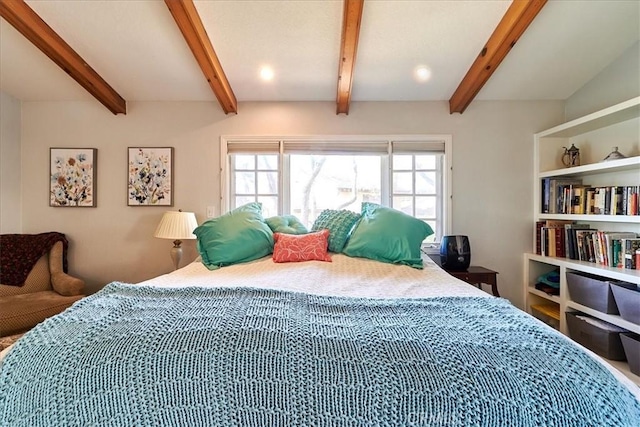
272, 229, 332, 263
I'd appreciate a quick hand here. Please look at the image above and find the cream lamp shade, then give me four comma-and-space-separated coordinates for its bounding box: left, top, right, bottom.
154, 210, 198, 270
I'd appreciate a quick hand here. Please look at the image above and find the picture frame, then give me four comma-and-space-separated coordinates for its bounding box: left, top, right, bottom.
50, 148, 97, 207
127, 147, 174, 206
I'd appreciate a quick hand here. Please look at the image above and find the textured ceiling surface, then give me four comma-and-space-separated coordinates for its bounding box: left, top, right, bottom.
1, 0, 638, 104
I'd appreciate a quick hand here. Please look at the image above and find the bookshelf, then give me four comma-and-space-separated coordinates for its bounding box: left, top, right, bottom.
525, 97, 640, 385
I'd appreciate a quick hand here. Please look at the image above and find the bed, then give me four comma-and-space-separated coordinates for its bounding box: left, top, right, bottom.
0, 253, 639, 426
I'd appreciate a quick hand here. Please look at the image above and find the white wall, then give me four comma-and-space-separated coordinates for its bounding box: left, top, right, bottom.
19, 100, 564, 306
0, 91, 22, 233
565, 41, 640, 121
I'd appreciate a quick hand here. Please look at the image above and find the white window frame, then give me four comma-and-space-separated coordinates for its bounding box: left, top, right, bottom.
220, 135, 453, 241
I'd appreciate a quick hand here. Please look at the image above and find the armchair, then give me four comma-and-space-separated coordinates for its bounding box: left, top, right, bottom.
0, 233, 85, 336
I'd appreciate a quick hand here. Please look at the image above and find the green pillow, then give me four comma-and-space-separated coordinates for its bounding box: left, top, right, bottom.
343, 203, 434, 268
194, 202, 274, 270
265, 215, 308, 235
311, 209, 361, 253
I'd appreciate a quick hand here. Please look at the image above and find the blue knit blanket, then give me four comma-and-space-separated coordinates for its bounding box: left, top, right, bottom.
1, 284, 639, 426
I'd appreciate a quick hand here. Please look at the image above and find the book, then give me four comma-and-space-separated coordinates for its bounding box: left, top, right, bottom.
548, 178, 582, 214
602, 232, 636, 267
622, 238, 640, 269
539, 220, 572, 257
575, 230, 593, 262
593, 187, 607, 214
565, 224, 591, 260
541, 178, 550, 214
535, 221, 545, 255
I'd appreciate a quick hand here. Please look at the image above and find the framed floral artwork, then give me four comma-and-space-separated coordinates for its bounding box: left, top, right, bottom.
127, 147, 174, 206
50, 148, 97, 207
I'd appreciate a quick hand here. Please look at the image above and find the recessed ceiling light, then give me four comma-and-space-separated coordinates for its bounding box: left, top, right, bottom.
415, 66, 432, 82
260, 66, 274, 81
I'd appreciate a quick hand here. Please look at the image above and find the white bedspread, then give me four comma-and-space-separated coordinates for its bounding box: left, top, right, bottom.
140, 253, 489, 298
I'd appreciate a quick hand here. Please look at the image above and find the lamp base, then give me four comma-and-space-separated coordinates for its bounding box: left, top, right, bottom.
170, 240, 183, 270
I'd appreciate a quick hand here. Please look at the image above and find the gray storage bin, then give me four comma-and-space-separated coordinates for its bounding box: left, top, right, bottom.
620, 333, 640, 376
610, 283, 640, 325
566, 272, 620, 314
565, 312, 627, 361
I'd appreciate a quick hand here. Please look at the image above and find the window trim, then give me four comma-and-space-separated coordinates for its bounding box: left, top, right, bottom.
220, 135, 453, 238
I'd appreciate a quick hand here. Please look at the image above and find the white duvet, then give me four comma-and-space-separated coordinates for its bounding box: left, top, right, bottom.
139, 253, 489, 299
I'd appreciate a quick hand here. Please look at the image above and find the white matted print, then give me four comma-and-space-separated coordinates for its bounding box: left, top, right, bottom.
50, 148, 97, 207
127, 147, 174, 206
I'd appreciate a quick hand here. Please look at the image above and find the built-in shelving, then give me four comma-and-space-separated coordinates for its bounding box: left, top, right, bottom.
525, 97, 640, 386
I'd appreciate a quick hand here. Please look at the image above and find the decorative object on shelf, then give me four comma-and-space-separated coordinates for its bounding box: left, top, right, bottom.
561, 144, 581, 167
128, 147, 174, 206
602, 146, 627, 162
439, 235, 470, 271
154, 210, 198, 270
49, 148, 97, 207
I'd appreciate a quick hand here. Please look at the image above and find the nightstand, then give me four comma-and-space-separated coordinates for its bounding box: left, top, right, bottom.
447, 266, 500, 297
426, 253, 500, 297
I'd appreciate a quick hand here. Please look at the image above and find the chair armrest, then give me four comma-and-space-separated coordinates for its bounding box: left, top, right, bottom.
51, 272, 84, 296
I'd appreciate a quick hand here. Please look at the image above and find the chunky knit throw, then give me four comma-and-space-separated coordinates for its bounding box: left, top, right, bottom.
1, 284, 639, 426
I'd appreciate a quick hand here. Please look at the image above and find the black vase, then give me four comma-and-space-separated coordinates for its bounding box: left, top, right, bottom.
440, 235, 471, 271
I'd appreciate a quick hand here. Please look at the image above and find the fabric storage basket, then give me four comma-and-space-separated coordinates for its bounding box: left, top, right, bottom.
565, 312, 627, 361
566, 272, 620, 314
610, 283, 640, 325
620, 333, 640, 376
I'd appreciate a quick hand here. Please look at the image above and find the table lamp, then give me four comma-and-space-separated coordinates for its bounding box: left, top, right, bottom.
154, 209, 198, 270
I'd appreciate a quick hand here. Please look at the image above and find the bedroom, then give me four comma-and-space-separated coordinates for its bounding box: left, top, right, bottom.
0, 1, 639, 425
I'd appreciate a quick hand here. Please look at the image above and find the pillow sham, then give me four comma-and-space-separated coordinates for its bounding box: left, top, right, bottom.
272, 229, 332, 263
310, 209, 360, 253
343, 203, 434, 269
265, 215, 308, 235
194, 202, 273, 270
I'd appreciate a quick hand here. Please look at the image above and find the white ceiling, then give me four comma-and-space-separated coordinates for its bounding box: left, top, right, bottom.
1, 0, 638, 108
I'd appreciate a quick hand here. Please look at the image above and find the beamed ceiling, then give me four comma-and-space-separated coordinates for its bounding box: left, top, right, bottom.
1, 0, 638, 116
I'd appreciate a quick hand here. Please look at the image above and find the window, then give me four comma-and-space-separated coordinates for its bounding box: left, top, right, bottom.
222, 136, 451, 242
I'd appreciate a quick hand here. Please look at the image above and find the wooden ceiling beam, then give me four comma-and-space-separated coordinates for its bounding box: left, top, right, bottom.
336, 0, 364, 115
0, 0, 126, 114
165, 0, 237, 115
449, 0, 547, 114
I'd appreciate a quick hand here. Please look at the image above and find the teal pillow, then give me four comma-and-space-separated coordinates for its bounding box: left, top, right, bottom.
343, 203, 434, 268
311, 209, 361, 253
265, 215, 308, 235
194, 202, 273, 270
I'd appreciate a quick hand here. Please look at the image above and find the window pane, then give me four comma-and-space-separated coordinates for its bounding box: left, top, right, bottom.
416, 171, 436, 194
393, 172, 413, 194
257, 196, 278, 217
393, 196, 413, 215
290, 155, 381, 228
235, 195, 255, 207
393, 155, 412, 170
415, 196, 436, 218
257, 155, 278, 170
234, 155, 255, 170
235, 172, 255, 194
415, 155, 436, 170
257, 172, 278, 194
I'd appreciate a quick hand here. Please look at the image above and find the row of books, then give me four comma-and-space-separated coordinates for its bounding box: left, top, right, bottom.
541, 178, 639, 216
535, 220, 640, 269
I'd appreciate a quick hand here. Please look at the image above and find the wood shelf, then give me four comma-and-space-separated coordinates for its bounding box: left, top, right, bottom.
539, 156, 640, 178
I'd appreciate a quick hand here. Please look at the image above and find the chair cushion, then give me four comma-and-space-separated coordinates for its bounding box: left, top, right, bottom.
0, 291, 83, 336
